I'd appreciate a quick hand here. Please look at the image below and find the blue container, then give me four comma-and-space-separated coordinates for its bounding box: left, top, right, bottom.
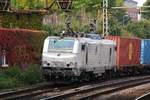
141, 39, 150, 65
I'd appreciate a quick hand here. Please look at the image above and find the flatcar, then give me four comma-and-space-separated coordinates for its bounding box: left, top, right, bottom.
105, 36, 141, 75
105, 36, 150, 75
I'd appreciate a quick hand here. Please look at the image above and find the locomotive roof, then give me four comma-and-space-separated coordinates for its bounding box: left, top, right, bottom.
46, 36, 116, 46
79, 38, 116, 46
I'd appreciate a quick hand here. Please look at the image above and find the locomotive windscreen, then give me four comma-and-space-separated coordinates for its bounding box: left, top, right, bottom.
48, 39, 75, 52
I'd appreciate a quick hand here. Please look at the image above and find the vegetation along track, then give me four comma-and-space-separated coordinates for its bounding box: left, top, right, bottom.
42, 75, 150, 100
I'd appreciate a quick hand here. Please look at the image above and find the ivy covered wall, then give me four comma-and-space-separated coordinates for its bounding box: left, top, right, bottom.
0, 11, 44, 30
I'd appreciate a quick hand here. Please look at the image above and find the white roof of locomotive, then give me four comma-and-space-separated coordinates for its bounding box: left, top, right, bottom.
79, 38, 116, 46
46, 36, 116, 46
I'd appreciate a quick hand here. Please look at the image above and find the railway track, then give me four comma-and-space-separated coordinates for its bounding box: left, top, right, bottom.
136, 92, 150, 100
41, 75, 150, 100
1, 75, 150, 100
0, 82, 54, 100
0, 81, 86, 100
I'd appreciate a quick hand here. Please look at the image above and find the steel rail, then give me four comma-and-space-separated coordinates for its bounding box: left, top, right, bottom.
0, 82, 53, 99
41, 75, 150, 100
78, 77, 150, 100
135, 92, 150, 100
0, 82, 85, 100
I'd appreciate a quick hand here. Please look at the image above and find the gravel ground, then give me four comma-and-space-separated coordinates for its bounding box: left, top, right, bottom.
95, 83, 150, 100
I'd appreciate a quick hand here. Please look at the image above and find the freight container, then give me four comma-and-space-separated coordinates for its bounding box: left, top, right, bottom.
141, 39, 150, 65
105, 36, 141, 71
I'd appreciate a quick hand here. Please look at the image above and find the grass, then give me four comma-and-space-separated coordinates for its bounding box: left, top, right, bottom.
0, 77, 18, 89
0, 64, 43, 90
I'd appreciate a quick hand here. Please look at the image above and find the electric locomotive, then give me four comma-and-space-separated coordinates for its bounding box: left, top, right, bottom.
42, 35, 116, 81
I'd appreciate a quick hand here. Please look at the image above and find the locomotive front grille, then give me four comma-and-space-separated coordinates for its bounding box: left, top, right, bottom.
52, 61, 65, 68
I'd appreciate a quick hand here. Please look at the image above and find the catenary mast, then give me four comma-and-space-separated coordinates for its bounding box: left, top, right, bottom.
103, 0, 109, 37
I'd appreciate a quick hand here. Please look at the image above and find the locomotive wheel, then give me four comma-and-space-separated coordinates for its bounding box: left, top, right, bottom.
80, 72, 91, 82
89, 72, 96, 81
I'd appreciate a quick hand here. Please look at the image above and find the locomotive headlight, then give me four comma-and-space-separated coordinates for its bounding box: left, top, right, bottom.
47, 63, 50, 66
66, 62, 74, 67
42, 61, 50, 66
42, 61, 51, 67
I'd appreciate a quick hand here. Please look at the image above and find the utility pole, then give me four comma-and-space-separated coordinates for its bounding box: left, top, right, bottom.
103, 0, 108, 37
102, 0, 150, 37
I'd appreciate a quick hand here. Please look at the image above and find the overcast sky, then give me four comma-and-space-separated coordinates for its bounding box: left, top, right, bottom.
134, 0, 147, 6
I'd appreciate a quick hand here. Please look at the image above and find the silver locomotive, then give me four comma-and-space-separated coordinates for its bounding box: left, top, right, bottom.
42, 36, 116, 81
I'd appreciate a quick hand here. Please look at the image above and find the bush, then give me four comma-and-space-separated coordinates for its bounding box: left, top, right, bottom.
0, 12, 43, 30
0, 77, 18, 89
0, 64, 43, 89
19, 64, 43, 84
1, 66, 21, 78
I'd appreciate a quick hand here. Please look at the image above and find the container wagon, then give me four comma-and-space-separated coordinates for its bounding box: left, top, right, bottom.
140, 39, 150, 73
105, 36, 141, 75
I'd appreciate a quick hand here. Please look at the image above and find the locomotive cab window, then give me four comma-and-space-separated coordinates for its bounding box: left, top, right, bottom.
48, 38, 75, 53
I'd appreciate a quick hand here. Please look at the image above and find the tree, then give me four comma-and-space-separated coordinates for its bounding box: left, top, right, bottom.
73, 0, 123, 13
142, 0, 150, 19
72, 0, 102, 17
72, 0, 125, 34
127, 20, 150, 38
10, 0, 54, 10
108, 0, 126, 35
